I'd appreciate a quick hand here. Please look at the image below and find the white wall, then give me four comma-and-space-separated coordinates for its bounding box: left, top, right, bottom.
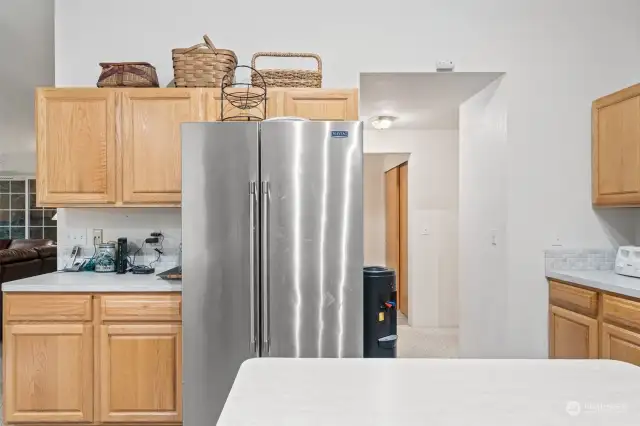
459, 77, 508, 357
56, 208, 181, 268
55, 0, 640, 356
363, 155, 386, 266
365, 130, 459, 328
0, 0, 54, 174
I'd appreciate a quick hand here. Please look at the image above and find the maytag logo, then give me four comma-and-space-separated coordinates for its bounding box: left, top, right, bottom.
331, 130, 349, 138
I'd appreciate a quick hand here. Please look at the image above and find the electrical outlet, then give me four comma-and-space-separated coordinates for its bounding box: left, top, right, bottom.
67, 229, 87, 245
93, 229, 103, 245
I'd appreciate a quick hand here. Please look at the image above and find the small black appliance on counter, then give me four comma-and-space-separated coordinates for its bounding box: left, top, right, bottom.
363, 266, 398, 358
116, 237, 128, 274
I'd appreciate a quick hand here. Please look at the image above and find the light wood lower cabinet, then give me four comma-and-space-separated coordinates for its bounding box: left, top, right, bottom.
3, 293, 182, 425
549, 305, 598, 359
4, 323, 94, 423
100, 324, 182, 423
548, 279, 640, 366
601, 323, 640, 365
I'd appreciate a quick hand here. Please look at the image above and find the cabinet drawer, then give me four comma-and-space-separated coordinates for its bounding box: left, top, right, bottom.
549, 281, 598, 317
5, 294, 92, 322
100, 294, 182, 321
603, 295, 640, 331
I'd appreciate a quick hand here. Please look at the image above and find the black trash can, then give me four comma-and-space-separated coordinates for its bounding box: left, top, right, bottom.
363, 266, 398, 358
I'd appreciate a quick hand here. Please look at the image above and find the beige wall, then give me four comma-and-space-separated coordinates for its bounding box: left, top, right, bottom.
363, 155, 386, 266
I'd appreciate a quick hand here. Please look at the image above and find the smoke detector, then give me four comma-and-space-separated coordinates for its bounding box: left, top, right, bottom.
370, 116, 397, 130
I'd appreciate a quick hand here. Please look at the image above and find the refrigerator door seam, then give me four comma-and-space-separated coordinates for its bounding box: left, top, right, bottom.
249, 181, 258, 356
261, 180, 271, 355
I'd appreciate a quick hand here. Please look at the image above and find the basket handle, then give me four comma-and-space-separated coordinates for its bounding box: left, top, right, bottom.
251, 52, 322, 73
182, 35, 218, 55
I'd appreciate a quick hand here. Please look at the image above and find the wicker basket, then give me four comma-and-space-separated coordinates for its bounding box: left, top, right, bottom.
172, 35, 237, 88
97, 62, 159, 88
251, 52, 322, 88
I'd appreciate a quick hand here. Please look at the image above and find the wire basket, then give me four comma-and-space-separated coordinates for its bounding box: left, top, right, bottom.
220, 66, 267, 122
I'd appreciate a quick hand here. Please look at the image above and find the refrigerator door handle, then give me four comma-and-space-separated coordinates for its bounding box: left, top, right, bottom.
261, 180, 271, 355
249, 181, 258, 355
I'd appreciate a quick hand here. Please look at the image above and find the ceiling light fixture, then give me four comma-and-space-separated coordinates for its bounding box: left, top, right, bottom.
371, 116, 397, 130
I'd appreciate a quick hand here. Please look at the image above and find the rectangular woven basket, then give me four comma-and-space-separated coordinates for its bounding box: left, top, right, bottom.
172, 35, 237, 87
251, 52, 322, 88
97, 62, 159, 88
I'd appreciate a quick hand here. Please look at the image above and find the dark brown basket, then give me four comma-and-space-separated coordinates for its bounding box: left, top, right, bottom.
251, 52, 322, 88
172, 35, 237, 87
97, 62, 159, 87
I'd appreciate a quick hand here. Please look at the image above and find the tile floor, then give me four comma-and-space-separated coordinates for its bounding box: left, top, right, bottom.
396, 313, 459, 358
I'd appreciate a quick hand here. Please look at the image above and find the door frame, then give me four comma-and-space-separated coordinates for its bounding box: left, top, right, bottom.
385, 160, 409, 318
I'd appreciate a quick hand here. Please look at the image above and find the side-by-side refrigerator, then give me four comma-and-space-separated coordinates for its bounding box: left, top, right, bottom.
181, 121, 364, 423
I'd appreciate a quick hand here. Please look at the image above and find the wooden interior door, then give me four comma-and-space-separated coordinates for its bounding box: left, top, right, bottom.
4, 323, 94, 423
385, 163, 408, 316
398, 162, 409, 316
282, 89, 358, 120
601, 323, 640, 366
120, 89, 200, 204
36, 89, 117, 205
385, 166, 400, 279
549, 305, 598, 359
99, 323, 182, 423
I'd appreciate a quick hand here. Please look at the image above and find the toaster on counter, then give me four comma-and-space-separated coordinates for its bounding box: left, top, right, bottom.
615, 246, 640, 278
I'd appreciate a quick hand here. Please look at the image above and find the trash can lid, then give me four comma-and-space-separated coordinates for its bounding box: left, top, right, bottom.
363, 266, 395, 277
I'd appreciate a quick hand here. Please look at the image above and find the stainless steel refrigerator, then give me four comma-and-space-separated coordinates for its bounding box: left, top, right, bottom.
181, 121, 364, 423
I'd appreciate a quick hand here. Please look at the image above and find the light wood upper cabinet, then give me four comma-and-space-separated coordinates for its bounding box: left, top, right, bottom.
99, 324, 182, 423
283, 89, 358, 121
593, 84, 640, 206
121, 90, 200, 204
36, 87, 359, 207
4, 323, 93, 423
601, 323, 640, 366
549, 305, 598, 359
37, 89, 117, 205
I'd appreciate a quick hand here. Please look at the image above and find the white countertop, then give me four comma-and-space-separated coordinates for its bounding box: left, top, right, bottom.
2, 269, 182, 292
547, 269, 640, 298
219, 358, 640, 426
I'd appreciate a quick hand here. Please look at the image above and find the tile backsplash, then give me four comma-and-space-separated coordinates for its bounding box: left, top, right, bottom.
545, 249, 616, 272
56, 208, 181, 269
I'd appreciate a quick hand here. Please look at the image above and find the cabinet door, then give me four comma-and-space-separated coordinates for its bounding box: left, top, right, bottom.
601, 323, 640, 366
205, 88, 280, 121
99, 324, 182, 423
36, 89, 117, 205
4, 324, 93, 423
121, 89, 200, 204
593, 87, 640, 205
549, 305, 598, 359
282, 89, 358, 120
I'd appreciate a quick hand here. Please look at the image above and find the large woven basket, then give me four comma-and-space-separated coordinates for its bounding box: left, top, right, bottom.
172, 35, 237, 87
97, 62, 159, 87
251, 52, 322, 88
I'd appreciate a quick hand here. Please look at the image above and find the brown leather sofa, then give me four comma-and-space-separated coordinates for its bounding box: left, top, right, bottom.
0, 239, 57, 339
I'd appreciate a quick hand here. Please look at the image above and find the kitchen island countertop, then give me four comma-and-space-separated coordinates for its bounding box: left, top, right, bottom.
1, 269, 181, 292
219, 358, 640, 425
